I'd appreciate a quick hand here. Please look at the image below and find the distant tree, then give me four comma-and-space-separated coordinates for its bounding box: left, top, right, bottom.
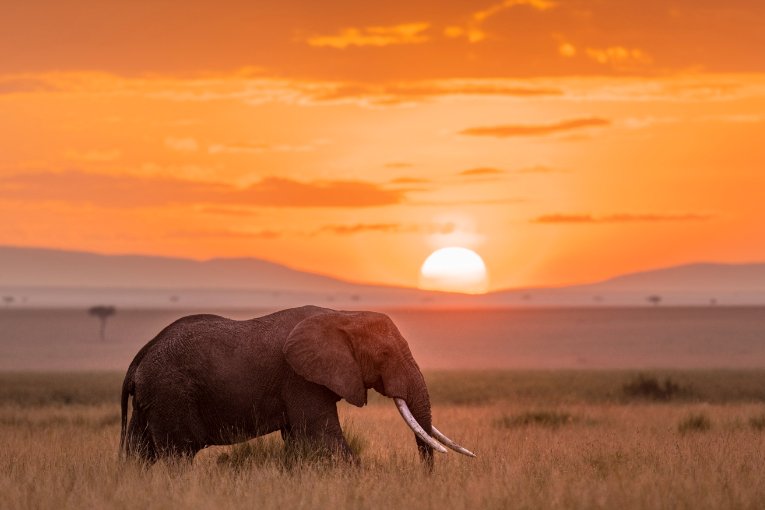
647, 295, 662, 306
710, 298, 718, 306
88, 305, 116, 341
2, 296, 13, 307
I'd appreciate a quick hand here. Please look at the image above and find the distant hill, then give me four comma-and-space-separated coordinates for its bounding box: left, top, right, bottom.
587, 262, 765, 292
489, 262, 765, 307
1, 246, 764, 308
0, 245, 366, 292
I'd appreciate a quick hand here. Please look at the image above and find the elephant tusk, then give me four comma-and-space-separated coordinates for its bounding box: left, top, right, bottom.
394, 398, 448, 454
431, 426, 477, 457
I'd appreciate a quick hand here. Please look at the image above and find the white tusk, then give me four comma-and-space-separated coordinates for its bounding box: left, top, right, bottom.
431, 426, 477, 458
394, 398, 448, 454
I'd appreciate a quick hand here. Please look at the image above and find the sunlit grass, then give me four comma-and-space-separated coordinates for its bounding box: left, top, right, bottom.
2, 371, 765, 509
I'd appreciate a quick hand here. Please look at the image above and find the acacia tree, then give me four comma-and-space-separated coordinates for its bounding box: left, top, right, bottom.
647, 295, 662, 306
88, 305, 116, 341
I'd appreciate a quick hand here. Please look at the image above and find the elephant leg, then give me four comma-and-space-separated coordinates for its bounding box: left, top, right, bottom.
146, 399, 206, 461
280, 423, 292, 442
149, 421, 204, 461
282, 379, 354, 461
125, 408, 157, 463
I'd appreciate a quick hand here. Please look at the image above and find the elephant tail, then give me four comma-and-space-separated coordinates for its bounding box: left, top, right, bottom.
119, 362, 137, 458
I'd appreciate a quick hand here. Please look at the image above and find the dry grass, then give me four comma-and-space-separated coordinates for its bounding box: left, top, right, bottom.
2, 371, 765, 509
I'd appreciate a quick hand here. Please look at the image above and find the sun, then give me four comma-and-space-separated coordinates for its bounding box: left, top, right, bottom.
419, 247, 489, 294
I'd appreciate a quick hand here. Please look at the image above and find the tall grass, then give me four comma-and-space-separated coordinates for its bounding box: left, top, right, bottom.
2, 372, 765, 509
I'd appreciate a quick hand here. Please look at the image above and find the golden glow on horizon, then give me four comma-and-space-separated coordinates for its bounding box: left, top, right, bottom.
419, 247, 489, 294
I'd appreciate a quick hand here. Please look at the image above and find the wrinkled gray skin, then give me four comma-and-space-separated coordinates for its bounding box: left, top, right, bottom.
120, 306, 434, 466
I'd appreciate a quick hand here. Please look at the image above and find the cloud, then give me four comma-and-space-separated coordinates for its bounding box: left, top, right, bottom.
458, 167, 506, 177
459, 117, 610, 137
443, 25, 487, 43
208, 142, 269, 155
0, 76, 59, 95
197, 206, 258, 217
516, 165, 557, 173
170, 228, 281, 240
385, 162, 413, 169
245, 177, 403, 207
309, 80, 561, 105
165, 137, 199, 152
532, 213, 714, 224
306, 23, 430, 49
316, 222, 455, 235
317, 223, 402, 235
408, 197, 525, 206
473, 0, 557, 22
390, 177, 429, 184
446, 0, 557, 43
558, 42, 577, 57
622, 116, 678, 129
585, 46, 653, 69
208, 139, 328, 154
0, 172, 406, 208
702, 114, 765, 124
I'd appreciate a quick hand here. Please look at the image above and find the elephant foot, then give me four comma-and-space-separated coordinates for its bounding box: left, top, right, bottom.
282, 433, 357, 467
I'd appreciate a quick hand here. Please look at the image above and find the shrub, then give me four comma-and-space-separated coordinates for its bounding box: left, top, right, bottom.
496, 410, 576, 429
622, 374, 689, 401
678, 413, 711, 433
749, 414, 765, 431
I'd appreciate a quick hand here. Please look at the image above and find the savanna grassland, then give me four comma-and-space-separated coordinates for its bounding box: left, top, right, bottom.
2, 371, 765, 509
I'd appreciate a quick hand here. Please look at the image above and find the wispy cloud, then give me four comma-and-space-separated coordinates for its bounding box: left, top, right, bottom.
586, 46, 653, 69
446, 0, 557, 43
165, 137, 199, 152
197, 206, 259, 217
459, 117, 610, 137
516, 165, 557, 173
208, 139, 327, 154
309, 80, 561, 105
390, 177, 430, 184
458, 167, 506, 177
473, 0, 556, 21
0, 172, 406, 208
385, 162, 414, 169
409, 197, 525, 207
207, 142, 269, 155
316, 222, 455, 235
533, 212, 714, 224
170, 228, 281, 240
306, 23, 430, 49
0, 76, 59, 95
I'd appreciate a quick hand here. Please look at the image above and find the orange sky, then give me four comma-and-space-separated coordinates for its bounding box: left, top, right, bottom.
1, 0, 764, 291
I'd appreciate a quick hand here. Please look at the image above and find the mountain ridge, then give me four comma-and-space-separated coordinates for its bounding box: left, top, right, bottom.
2, 245, 764, 307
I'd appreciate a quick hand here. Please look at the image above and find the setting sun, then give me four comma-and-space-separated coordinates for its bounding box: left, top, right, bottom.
419, 247, 488, 294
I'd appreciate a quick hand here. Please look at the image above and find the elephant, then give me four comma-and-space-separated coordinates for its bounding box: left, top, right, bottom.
119, 305, 474, 466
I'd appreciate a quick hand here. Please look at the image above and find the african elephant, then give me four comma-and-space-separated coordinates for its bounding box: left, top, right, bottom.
119, 305, 474, 466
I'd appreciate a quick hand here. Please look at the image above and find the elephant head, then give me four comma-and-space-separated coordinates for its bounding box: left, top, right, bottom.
283, 310, 475, 463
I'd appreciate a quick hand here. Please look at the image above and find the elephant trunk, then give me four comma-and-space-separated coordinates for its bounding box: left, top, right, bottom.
392, 365, 440, 468
408, 386, 435, 468
391, 364, 477, 464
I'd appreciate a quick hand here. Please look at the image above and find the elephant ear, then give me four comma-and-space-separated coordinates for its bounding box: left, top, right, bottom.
283, 313, 367, 407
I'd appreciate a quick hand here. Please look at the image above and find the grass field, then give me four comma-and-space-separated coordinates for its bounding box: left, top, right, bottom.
2, 371, 765, 509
